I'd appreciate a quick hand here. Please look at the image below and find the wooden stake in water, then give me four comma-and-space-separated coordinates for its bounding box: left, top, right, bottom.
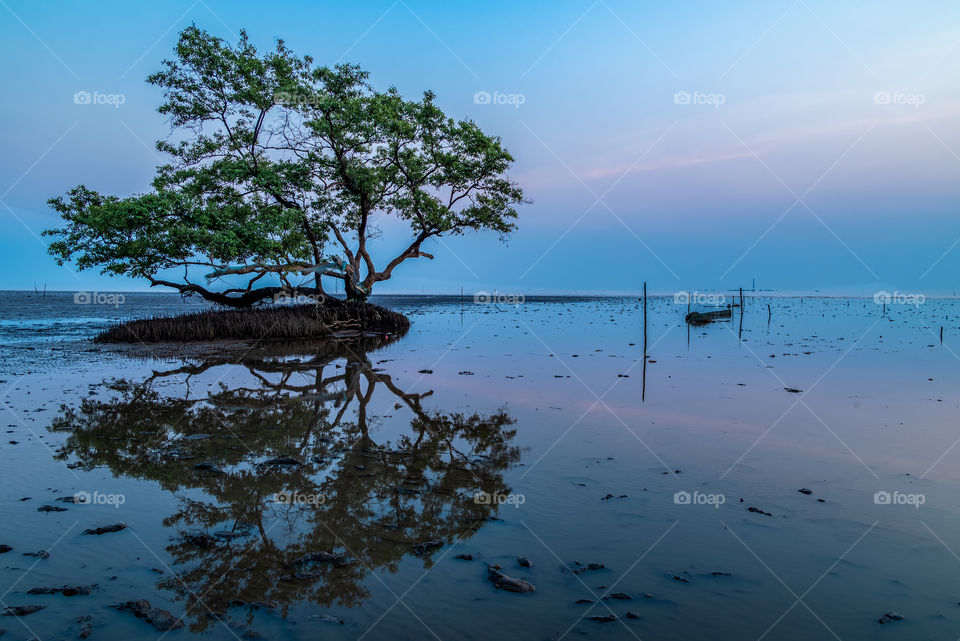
739, 287, 744, 339
941, 326, 944, 343
643, 282, 648, 356
643, 282, 648, 402
767, 303, 771, 323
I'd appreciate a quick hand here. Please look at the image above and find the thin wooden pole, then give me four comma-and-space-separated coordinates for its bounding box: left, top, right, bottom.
643, 282, 648, 357
643, 282, 648, 402
739, 287, 744, 339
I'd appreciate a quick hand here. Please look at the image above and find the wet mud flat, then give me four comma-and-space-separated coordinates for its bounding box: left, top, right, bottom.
0, 294, 959, 640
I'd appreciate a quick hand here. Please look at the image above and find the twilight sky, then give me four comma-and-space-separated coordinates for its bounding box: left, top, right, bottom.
1, 0, 959, 295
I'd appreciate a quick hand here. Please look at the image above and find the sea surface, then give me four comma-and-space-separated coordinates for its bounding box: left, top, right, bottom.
0, 290, 958, 640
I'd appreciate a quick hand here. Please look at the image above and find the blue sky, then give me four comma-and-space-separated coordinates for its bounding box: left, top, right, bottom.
1, 0, 959, 295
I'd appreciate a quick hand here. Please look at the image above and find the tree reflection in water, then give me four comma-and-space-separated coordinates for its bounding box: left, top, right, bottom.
51, 336, 520, 630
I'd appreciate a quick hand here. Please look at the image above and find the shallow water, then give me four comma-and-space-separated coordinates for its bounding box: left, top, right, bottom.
1, 291, 959, 640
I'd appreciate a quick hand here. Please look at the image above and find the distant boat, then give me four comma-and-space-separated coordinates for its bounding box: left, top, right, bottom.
685, 309, 732, 325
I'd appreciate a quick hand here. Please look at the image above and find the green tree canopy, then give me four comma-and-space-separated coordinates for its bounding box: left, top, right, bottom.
45, 26, 525, 305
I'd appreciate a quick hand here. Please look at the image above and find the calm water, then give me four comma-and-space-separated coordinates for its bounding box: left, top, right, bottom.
1, 291, 959, 640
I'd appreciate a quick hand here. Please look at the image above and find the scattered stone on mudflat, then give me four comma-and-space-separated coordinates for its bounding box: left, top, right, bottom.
83, 524, 126, 535
798, 488, 813, 495
458, 371, 474, 376
487, 565, 535, 593
566, 561, 605, 575
672, 575, 690, 584
413, 540, 443, 556
588, 614, 617, 623
79, 622, 93, 638
27, 584, 96, 596
417, 369, 433, 374
784, 388, 803, 393
309, 614, 344, 624
37, 505, 68, 512
517, 556, 532, 568
747, 507, 772, 516
113, 600, 183, 631
2, 605, 45, 616
603, 592, 632, 600
22, 550, 49, 559
878, 612, 904, 624
0, 545, 11, 554
601, 494, 628, 501
179, 533, 215, 548
454, 554, 474, 561
817, 498, 826, 503
626, 611, 642, 619
575, 599, 594, 604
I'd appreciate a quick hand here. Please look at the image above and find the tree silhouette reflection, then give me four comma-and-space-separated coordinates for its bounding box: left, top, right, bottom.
51, 337, 520, 630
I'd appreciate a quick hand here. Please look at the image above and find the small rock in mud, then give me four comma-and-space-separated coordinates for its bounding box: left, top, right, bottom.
672, 575, 690, 583
747, 507, 773, 516
417, 369, 433, 374
798, 488, 813, 495
79, 622, 94, 638
784, 387, 803, 393
566, 561, 605, 575
309, 614, 344, 624
709, 571, 732, 577
878, 611, 904, 624
517, 556, 532, 568
0, 545, 12, 554
487, 565, 535, 593
454, 554, 474, 561
626, 611, 642, 619
575, 599, 594, 604
179, 533, 216, 548
603, 592, 632, 600
37, 505, 68, 512
588, 614, 617, 623
413, 540, 443, 556
27, 584, 96, 596
22, 550, 49, 559
114, 600, 183, 631
83, 524, 127, 535
2, 605, 45, 616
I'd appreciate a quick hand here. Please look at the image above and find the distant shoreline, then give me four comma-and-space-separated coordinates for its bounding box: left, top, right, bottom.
2, 290, 958, 300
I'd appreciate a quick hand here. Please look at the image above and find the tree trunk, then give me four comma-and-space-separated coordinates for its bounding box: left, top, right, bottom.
344, 277, 368, 301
